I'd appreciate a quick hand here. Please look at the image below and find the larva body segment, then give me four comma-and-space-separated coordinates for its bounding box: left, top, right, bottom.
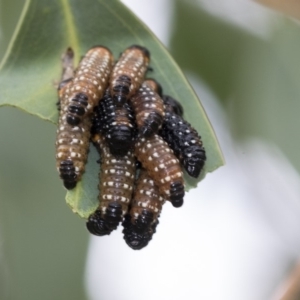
56, 80, 91, 189
134, 134, 185, 207
160, 111, 206, 178
110, 45, 150, 107
86, 134, 136, 236
65, 46, 113, 125
93, 90, 136, 156
130, 79, 165, 137
123, 168, 165, 250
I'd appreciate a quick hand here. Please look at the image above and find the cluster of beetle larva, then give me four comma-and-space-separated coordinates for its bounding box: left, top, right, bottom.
55, 45, 206, 250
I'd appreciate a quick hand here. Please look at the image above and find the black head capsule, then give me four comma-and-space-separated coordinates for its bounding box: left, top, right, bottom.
162, 95, 184, 117
122, 214, 158, 250
59, 160, 77, 190
112, 75, 131, 107
86, 210, 114, 236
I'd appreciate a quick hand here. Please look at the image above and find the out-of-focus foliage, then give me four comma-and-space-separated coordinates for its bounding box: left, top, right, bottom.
171, 0, 300, 174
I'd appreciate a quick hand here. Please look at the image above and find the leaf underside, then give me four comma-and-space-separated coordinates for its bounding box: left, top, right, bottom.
0, 0, 224, 218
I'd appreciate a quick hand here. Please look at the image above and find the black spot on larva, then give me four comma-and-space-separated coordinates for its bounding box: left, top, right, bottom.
66, 93, 88, 125
140, 112, 164, 137
103, 202, 123, 229
59, 160, 77, 190
159, 111, 206, 178
122, 214, 158, 250
170, 181, 185, 208
93, 90, 136, 156
162, 95, 184, 117
86, 210, 114, 236
112, 75, 131, 107
130, 80, 165, 138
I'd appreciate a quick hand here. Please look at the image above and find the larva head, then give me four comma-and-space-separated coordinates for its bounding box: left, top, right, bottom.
128, 45, 150, 60
59, 160, 77, 190
86, 210, 113, 236
143, 78, 163, 96
122, 214, 158, 250
184, 146, 206, 178
66, 93, 89, 125
163, 95, 184, 117
140, 112, 164, 137
112, 75, 131, 107
170, 181, 185, 208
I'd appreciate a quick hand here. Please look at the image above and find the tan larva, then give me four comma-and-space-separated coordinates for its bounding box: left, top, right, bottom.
56, 79, 91, 189
86, 134, 136, 236
134, 134, 185, 207
110, 45, 150, 107
130, 168, 165, 228
65, 46, 113, 126
130, 78, 165, 137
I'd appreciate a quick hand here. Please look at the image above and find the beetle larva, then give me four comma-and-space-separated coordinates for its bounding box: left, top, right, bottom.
130, 79, 165, 137
86, 134, 136, 236
159, 107, 206, 178
65, 46, 113, 125
122, 214, 159, 250
55, 48, 91, 189
134, 134, 185, 207
93, 90, 136, 156
56, 95, 91, 189
122, 168, 164, 249
110, 45, 150, 107
128, 168, 164, 230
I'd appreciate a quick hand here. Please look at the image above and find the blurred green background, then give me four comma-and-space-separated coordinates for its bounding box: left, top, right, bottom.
1, 0, 299, 299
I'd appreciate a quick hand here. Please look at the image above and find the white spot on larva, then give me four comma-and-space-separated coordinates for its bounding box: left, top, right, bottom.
187, 153, 192, 157
125, 172, 130, 177
165, 176, 171, 182
159, 164, 165, 169
109, 169, 116, 174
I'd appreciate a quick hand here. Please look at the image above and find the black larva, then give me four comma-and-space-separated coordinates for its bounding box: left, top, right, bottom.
159, 110, 206, 178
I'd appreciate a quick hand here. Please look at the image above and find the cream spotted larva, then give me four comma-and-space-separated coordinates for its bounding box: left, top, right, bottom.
56, 82, 92, 189
110, 45, 150, 107
134, 134, 185, 207
65, 46, 113, 126
86, 134, 136, 236
123, 168, 165, 250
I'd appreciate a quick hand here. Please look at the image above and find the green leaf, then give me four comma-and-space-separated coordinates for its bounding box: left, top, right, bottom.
0, 0, 224, 219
